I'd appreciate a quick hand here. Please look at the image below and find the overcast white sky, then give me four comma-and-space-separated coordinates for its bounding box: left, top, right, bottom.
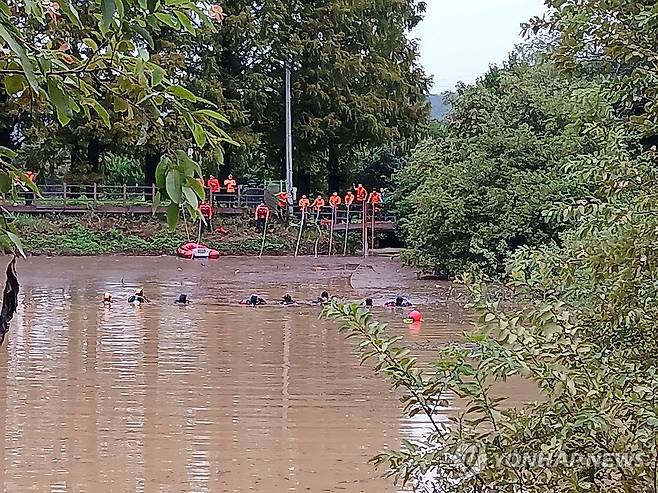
413, 0, 547, 92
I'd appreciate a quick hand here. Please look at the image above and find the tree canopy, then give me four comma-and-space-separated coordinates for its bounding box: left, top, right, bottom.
326, 1, 658, 491
394, 54, 602, 276
0, 0, 237, 249
7, 0, 430, 195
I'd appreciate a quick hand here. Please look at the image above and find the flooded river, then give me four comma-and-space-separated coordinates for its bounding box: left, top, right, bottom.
0, 256, 530, 492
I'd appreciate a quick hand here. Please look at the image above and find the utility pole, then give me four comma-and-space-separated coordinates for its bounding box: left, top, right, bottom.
285, 63, 294, 207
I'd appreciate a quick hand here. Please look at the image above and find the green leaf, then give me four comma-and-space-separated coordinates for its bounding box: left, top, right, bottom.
131, 24, 154, 49
165, 169, 183, 204
192, 123, 206, 148
182, 185, 198, 210
155, 12, 179, 28
175, 150, 202, 178
196, 109, 230, 124
155, 156, 169, 190
166, 202, 179, 229
58, 0, 81, 26
101, 0, 116, 28
0, 173, 11, 193
113, 97, 129, 113
151, 66, 167, 87
174, 10, 194, 33
166, 85, 197, 102
187, 176, 205, 201
4, 74, 25, 95
90, 100, 111, 128
47, 79, 72, 126
82, 37, 98, 51
115, 0, 124, 18
7, 231, 25, 258
0, 147, 16, 159
0, 25, 38, 91
215, 146, 224, 165
147, 0, 158, 12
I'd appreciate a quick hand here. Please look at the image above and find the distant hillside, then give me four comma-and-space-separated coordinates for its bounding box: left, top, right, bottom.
428, 93, 452, 120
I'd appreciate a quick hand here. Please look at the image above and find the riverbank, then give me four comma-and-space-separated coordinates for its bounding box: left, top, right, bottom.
13, 213, 364, 256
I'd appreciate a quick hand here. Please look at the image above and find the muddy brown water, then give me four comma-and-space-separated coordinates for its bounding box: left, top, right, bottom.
0, 256, 535, 492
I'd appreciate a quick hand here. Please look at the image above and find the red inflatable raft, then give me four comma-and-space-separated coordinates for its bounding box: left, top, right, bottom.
176, 242, 220, 259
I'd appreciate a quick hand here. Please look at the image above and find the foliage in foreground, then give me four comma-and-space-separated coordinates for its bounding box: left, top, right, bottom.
394, 56, 605, 277
0, 0, 235, 254
326, 2, 658, 488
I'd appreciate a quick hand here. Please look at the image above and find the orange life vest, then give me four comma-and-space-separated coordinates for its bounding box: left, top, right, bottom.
299, 198, 310, 210
25, 171, 35, 183
199, 203, 213, 218
329, 195, 341, 207
368, 191, 382, 204
344, 192, 354, 207
275, 192, 288, 208
224, 178, 236, 193
311, 197, 325, 211
255, 204, 269, 219
207, 177, 221, 193
355, 186, 367, 202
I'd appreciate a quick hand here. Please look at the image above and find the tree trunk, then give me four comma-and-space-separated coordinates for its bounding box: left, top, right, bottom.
144, 152, 162, 201
87, 139, 103, 173
297, 167, 310, 197
220, 145, 232, 178
328, 144, 340, 193
70, 142, 85, 174
0, 91, 13, 150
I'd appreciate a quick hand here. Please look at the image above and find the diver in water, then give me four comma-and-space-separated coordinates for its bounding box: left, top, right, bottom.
363, 298, 373, 308
103, 292, 112, 306
128, 288, 149, 305
314, 291, 330, 304
240, 294, 267, 306
384, 296, 412, 308
175, 294, 189, 305
280, 294, 295, 305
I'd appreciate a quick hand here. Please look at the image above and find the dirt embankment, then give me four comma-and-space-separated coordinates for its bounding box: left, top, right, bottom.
13, 213, 364, 256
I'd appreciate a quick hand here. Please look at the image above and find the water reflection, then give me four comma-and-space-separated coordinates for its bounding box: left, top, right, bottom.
0, 256, 493, 492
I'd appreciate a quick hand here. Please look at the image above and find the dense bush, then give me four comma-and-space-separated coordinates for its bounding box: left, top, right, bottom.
394, 58, 607, 276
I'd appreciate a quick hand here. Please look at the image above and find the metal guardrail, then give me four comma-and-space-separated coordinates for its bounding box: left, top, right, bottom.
4, 183, 398, 224
8, 183, 268, 209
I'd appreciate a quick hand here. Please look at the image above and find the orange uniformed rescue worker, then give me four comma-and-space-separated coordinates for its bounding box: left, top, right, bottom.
207, 175, 221, 193
311, 195, 325, 213
299, 195, 310, 212
368, 189, 382, 205
275, 190, 288, 220
329, 192, 341, 208
344, 191, 354, 207
224, 174, 237, 206
199, 200, 213, 233
354, 183, 367, 203
24, 170, 36, 205
255, 202, 270, 232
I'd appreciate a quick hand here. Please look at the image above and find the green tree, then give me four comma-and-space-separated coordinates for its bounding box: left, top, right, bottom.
153, 0, 431, 192
291, 0, 431, 193
0, 0, 234, 250
394, 55, 601, 276
324, 2, 658, 492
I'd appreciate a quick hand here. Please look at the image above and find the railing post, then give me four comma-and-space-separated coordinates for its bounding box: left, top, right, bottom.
123, 184, 127, 207
63, 183, 67, 206
237, 185, 241, 207
93, 183, 97, 208
151, 183, 156, 203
